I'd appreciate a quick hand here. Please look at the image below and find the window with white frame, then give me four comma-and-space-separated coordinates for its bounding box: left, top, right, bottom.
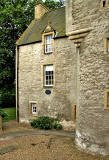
31, 103, 37, 114
44, 34, 53, 53
44, 65, 54, 86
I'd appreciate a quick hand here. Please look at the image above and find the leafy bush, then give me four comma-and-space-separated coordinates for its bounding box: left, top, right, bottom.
30, 116, 62, 130
0, 109, 8, 118
0, 89, 15, 108
53, 123, 62, 130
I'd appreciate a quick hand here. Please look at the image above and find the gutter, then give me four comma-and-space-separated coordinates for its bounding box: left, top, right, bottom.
16, 46, 19, 122
17, 36, 67, 47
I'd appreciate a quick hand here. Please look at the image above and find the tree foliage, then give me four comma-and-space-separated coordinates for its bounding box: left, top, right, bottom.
0, 0, 64, 108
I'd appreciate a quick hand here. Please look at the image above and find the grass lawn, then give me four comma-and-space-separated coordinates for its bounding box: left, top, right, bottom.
1, 107, 16, 122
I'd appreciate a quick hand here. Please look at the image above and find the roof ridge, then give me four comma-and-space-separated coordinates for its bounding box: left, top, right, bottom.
16, 6, 65, 46
40, 6, 65, 19
49, 6, 65, 13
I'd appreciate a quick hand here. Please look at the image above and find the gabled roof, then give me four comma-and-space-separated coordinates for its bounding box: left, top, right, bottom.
42, 22, 55, 33
16, 7, 66, 46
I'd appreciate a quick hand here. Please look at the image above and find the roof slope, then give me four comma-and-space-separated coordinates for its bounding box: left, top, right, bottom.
17, 7, 65, 46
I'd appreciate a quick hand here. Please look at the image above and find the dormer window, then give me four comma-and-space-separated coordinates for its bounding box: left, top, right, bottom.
42, 22, 55, 55
44, 34, 53, 54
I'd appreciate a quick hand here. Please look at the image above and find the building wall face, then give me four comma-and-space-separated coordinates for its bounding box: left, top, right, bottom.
66, 0, 109, 155
76, 21, 109, 155
65, 0, 73, 33
18, 38, 77, 123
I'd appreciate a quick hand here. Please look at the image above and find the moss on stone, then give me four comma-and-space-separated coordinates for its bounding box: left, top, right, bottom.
18, 7, 65, 46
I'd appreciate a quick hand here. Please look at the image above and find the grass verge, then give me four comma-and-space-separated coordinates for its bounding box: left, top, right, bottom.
1, 107, 16, 122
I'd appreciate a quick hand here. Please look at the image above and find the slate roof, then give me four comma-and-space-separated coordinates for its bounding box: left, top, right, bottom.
17, 7, 66, 46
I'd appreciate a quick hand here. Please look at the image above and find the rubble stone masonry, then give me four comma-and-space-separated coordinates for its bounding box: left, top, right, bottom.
66, 0, 109, 155
18, 37, 77, 123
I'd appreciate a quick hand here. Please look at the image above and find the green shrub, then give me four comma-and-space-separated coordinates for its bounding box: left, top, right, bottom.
0, 109, 8, 118
30, 116, 55, 130
30, 116, 62, 130
53, 123, 62, 130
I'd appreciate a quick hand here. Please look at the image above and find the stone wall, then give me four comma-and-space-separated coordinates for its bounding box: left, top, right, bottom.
66, 0, 109, 155
18, 37, 77, 123
65, 0, 73, 33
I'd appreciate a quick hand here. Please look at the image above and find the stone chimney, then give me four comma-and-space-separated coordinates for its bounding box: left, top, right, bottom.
34, 2, 50, 20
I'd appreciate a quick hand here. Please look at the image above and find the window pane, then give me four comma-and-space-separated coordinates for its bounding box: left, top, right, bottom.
46, 76, 48, 80
49, 80, 51, 85
46, 80, 48, 85
46, 71, 49, 75
32, 103, 37, 114
45, 65, 53, 71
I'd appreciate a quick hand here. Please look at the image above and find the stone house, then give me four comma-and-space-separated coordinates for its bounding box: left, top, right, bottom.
16, 0, 109, 155
16, 2, 77, 124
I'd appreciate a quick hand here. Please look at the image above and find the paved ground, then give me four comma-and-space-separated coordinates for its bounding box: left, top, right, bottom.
0, 129, 75, 140
0, 134, 109, 160
0, 120, 74, 140
0, 121, 109, 160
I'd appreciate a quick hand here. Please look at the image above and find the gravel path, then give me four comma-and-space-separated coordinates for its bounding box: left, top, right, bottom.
0, 129, 75, 140
0, 121, 109, 160
0, 134, 109, 160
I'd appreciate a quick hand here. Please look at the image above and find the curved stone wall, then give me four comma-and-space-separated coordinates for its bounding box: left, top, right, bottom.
66, 0, 109, 155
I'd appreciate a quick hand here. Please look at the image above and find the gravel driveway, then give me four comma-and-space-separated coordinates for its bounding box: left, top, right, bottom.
0, 134, 109, 160
0, 121, 108, 160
